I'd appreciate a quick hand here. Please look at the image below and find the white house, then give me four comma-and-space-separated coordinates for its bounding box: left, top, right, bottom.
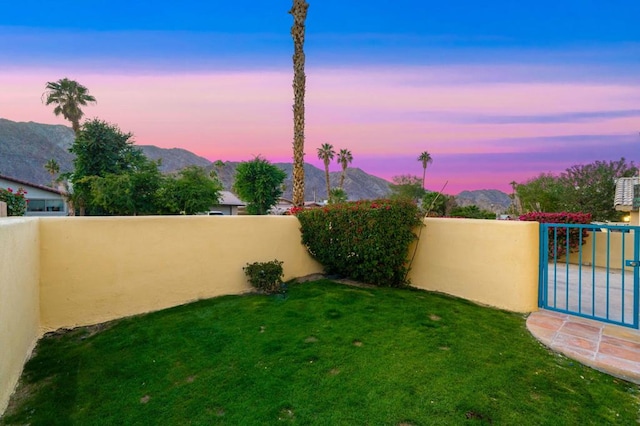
210, 191, 245, 215
0, 174, 68, 216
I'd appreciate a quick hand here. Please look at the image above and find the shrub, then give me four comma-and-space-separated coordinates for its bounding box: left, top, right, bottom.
243, 260, 284, 294
519, 212, 592, 258
0, 187, 28, 216
296, 199, 423, 287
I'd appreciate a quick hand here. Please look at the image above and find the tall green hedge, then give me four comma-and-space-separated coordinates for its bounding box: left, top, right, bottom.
296, 199, 423, 287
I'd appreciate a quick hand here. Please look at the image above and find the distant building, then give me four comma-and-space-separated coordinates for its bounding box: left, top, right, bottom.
210, 191, 245, 215
0, 174, 68, 216
614, 176, 640, 225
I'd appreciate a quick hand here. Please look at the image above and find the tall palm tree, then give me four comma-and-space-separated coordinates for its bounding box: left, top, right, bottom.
42, 78, 96, 135
44, 158, 60, 187
510, 180, 522, 215
317, 143, 335, 200
290, 0, 309, 207
337, 148, 353, 189
418, 151, 433, 190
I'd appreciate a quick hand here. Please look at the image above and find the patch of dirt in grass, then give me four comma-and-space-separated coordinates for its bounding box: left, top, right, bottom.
42, 320, 117, 342
439, 346, 450, 351
140, 395, 151, 404
304, 336, 319, 343
278, 407, 295, 421
206, 407, 225, 417
465, 411, 492, 423
2, 376, 53, 420
429, 314, 441, 321
353, 340, 363, 347
329, 368, 340, 375
186, 375, 196, 383
259, 325, 266, 333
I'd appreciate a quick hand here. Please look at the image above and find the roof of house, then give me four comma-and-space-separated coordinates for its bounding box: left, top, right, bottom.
218, 191, 245, 206
0, 174, 65, 196
614, 176, 640, 211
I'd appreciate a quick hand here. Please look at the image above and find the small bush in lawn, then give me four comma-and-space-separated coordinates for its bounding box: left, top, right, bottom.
520, 212, 592, 258
295, 199, 423, 287
243, 260, 284, 294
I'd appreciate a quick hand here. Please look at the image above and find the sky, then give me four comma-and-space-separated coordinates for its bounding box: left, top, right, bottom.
1, 1, 639, 194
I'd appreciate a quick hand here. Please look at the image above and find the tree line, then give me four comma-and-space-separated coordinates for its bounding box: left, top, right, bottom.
513, 158, 637, 222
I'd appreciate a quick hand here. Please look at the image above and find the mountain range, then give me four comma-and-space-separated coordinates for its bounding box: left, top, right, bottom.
0, 118, 511, 210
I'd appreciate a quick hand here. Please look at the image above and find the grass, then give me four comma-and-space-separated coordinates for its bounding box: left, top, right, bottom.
2, 280, 639, 425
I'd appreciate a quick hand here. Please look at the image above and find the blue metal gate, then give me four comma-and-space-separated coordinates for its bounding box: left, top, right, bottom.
539, 223, 640, 328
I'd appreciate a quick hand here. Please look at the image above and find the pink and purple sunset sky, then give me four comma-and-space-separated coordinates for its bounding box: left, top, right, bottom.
1, 1, 639, 194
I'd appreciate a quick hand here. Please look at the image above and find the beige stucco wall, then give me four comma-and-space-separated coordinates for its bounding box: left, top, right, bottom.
1, 215, 544, 416
408, 218, 540, 312
0, 218, 40, 415
0, 202, 6, 217
39, 216, 323, 331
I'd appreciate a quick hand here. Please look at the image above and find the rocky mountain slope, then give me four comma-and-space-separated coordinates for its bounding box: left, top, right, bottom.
456, 189, 512, 213
0, 118, 511, 207
0, 118, 391, 201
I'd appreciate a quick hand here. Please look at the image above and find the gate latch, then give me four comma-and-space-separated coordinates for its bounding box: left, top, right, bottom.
625, 260, 640, 267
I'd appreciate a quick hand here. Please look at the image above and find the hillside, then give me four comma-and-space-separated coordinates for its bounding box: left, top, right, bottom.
456, 189, 512, 213
0, 118, 513, 206
0, 118, 391, 201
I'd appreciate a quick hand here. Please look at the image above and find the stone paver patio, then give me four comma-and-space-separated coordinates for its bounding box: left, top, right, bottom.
527, 309, 640, 384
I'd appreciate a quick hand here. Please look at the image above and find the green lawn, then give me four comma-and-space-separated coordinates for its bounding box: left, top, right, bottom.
2, 280, 638, 425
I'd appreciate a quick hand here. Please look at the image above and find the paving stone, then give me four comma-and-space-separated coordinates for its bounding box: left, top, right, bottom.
559, 321, 602, 341
553, 332, 599, 352
528, 310, 640, 384
602, 325, 640, 344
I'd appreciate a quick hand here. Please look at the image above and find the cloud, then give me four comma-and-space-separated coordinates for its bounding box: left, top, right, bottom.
425, 109, 640, 124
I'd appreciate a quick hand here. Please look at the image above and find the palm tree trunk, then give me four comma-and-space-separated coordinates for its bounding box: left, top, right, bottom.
422, 167, 426, 190
324, 164, 331, 200
340, 169, 346, 189
290, 0, 309, 207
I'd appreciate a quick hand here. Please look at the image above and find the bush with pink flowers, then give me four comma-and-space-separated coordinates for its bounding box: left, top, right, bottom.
0, 187, 28, 216
519, 212, 592, 258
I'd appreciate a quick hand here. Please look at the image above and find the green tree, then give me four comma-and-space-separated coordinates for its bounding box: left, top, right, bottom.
91, 160, 164, 215
421, 191, 453, 216
450, 205, 495, 219
69, 119, 146, 215
559, 158, 637, 221
516, 173, 565, 213
290, 0, 309, 207
44, 159, 60, 187
418, 151, 433, 190
390, 175, 425, 202
42, 78, 96, 134
158, 166, 222, 215
317, 143, 335, 200
328, 187, 347, 204
233, 157, 287, 215
337, 148, 353, 189
212, 160, 226, 180
517, 158, 636, 221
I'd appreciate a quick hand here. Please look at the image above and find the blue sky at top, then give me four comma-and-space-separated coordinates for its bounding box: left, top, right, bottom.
1, 1, 639, 192
3, 1, 638, 69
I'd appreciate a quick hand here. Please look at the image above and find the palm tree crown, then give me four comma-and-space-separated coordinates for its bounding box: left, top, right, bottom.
317, 143, 335, 199
337, 148, 353, 189
42, 78, 96, 135
418, 151, 433, 190
44, 158, 60, 187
